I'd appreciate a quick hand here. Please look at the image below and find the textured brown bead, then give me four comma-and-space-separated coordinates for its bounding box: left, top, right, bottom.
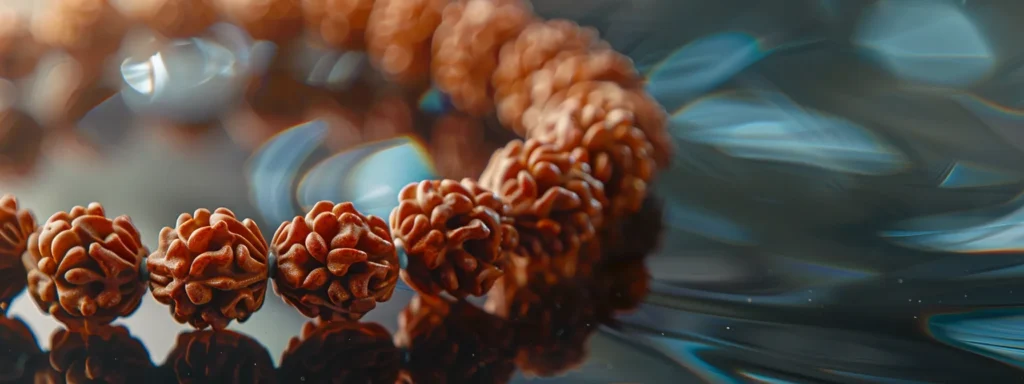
485, 269, 597, 378
31, 0, 128, 67
127, 0, 219, 39
428, 113, 495, 180
491, 19, 603, 134
479, 138, 606, 277
431, 0, 534, 116
389, 179, 517, 298
147, 208, 269, 330
271, 201, 399, 321
215, 0, 303, 43
365, 0, 447, 86
46, 326, 151, 383
302, 0, 375, 50
499, 48, 641, 138
529, 81, 656, 219
0, 194, 35, 310
280, 321, 400, 383
22, 203, 148, 329
0, 109, 44, 180
395, 295, 515, 384
0, 9, 45, 78
165, 330, 276, 383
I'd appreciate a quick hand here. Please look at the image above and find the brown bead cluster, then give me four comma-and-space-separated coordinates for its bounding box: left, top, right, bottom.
22, 203, 148, 329
147, 208, 269, 330
271, 201, 400, 321
389, 179, 518, 298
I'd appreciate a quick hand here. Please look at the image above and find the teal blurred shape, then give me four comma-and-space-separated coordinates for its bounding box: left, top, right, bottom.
928, 308, 1024, 369
853, 1, 995, 87
297, 137, 438, 221
247, 120, 328, 227
672, 91, 911, 175
939, 161, 1024, 189
881, 193, 1024, 253
646, 32, 765, 113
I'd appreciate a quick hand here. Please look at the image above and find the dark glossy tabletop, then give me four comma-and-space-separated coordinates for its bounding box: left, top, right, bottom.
5, 0, 1024, 383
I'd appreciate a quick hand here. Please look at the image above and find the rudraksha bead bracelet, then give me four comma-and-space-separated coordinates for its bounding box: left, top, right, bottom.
2, 0, 673, 333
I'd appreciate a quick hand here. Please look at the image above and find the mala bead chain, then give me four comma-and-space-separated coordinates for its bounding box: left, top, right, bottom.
147, 208, 270, 330
214, 0, 304, 44
270, 201, 400, 322
389, 179, 518, 298
22, 203, 148, 330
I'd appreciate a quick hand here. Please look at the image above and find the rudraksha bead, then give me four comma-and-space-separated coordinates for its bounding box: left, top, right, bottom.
492, 19, 604, 134
529, 81, 656, 219
215, 0, 303, 43
507, 48, 641, 138
279, 321, 400, 383
164, 330, 276, 383
22, 203, 148, 329
479, 138, 606, 276
628, 88, 673, 168
31, 0, 128, 68
0, 195, 35, 310
431, 0, 534, 116
302, 0, 375, 50
486, 270, 598, 378
0, 9, 45, 79
365, 0, 447, 86
0, 109, 45, 179
126, 0, 219, 39
271, 201, 400, 321
46, 326, 152, 383
395, 295, 516, 384
389, 179, 517, 298
147, 208, 270, 330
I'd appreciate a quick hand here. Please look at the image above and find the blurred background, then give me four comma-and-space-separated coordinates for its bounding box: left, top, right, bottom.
3, 0, 1024, 382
